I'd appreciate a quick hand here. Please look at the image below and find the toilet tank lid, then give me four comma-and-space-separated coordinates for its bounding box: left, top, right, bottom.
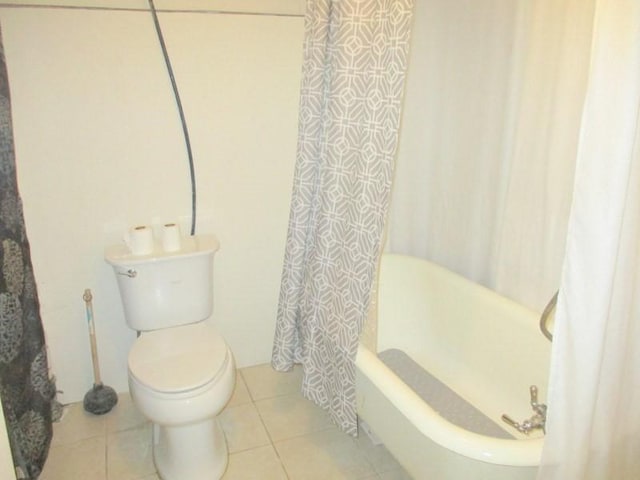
128, 323, 228, 393
105, 234, 219, 266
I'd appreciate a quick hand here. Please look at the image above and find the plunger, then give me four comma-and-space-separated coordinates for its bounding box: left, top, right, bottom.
82, 288, 118, 415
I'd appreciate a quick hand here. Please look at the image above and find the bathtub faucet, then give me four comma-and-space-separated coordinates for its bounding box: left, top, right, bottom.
501, 385, 547, 435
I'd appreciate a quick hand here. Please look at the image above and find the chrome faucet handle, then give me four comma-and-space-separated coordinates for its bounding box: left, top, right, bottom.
501, 412, 545, 435
502, 385, 547, 435
501, 414, 521, 431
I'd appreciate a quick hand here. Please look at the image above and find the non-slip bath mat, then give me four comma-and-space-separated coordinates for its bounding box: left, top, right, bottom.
378, 349, 515, 440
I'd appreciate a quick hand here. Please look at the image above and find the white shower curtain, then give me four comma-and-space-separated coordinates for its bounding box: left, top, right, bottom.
272, 0, 414, 435
538, 0, 640, 478
388, 0, 594, 310
388, 0, 639, 475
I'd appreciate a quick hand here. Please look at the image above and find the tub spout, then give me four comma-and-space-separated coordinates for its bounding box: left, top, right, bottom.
501, 385, 547, 435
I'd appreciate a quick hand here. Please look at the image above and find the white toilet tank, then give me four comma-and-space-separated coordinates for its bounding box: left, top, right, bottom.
105, 234, 220, 331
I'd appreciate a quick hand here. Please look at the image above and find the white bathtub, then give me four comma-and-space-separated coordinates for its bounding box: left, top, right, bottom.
355, 254, 551, 480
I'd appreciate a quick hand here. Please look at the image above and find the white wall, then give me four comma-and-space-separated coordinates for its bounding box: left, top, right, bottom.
0, 1, 304, 403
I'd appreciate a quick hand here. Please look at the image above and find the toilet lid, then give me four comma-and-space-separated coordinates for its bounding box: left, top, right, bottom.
128, 323, 228, 394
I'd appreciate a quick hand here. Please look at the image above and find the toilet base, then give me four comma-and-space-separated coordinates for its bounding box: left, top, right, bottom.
153, 417, 228, 480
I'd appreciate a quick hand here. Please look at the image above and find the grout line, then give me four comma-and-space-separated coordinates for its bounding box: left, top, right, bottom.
225, 378, 292, 480
56, 366, 379, 480
103, 429, 109, 480
244, 373, 297, 480
237, 369, 257, 403
252, 392, 278, 447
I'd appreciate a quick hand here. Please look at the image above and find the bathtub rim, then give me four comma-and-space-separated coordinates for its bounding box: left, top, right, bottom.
355, 345, 544, 467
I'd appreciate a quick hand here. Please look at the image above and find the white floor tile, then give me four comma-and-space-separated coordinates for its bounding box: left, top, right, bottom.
40, 363, 414, 480
255, 392, 333, 442
219, 402, 271, 453
105, 393, 147, 434
40, 435, 106, 480
106, 423, 155, 480
227, 372, 252, 408
241, 363, 303, 401
224, 445, 288, 479
51, 402, 106, 447
275, 428, 377, 480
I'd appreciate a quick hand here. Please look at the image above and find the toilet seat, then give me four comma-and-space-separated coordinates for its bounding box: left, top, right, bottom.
128, 323, 228, 394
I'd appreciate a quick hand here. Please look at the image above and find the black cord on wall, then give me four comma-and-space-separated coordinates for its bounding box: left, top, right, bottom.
148, 0, 197, 236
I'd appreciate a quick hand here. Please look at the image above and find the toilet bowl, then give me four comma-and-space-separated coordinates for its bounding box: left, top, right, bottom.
105, 235, 235, 480
128, 323, 235, 480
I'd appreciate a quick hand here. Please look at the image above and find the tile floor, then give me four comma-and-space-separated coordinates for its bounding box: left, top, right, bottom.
41, 364, 412, 480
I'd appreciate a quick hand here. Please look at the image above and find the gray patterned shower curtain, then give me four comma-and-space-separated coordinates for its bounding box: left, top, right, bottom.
272, 0, 414, 435
0, 26, 55, 479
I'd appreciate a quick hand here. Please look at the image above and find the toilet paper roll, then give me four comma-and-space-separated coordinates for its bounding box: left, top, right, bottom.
161, 223, 182, 252
124, 225, 154, 256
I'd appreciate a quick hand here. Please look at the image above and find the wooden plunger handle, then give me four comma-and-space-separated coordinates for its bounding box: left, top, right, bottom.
83, 289, 103, 386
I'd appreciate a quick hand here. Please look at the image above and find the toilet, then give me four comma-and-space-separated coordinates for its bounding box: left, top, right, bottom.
105, 234, 235, 480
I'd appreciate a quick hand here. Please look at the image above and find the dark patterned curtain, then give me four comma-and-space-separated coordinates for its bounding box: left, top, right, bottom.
272, 0, 414, 435
0, 25, 55, 479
